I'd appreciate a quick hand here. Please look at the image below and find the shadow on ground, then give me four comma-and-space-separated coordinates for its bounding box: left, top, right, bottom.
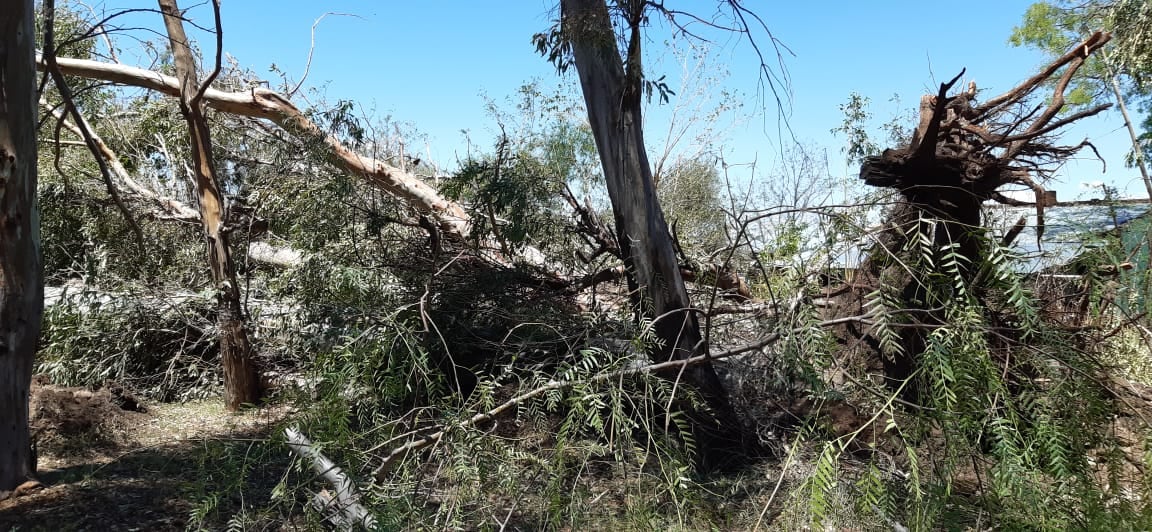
0, 425, 296, 531
1, 379, 303, 531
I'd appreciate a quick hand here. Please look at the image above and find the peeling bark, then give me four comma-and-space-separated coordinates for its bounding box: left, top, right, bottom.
159, 0, 259, 410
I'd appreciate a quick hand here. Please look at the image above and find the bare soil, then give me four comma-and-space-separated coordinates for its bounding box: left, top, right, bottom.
0, 377, 294, 531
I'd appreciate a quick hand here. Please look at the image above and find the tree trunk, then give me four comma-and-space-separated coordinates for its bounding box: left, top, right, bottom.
159, 0, 259, 410
1099, 48, 1152, 200
0, 0, 43, 492
560, 0, 747, 466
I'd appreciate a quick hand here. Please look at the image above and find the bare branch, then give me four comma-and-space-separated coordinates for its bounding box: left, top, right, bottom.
41, 0, 145, 250
289, 12, 364, 97
39, 54, 473, 238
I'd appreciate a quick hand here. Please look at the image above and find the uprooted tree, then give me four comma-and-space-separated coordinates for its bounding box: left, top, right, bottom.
833, 31, 1113, 395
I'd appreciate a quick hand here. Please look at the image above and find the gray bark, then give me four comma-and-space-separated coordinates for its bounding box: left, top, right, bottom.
0, 0, 42, 492
560, 0, 746, 464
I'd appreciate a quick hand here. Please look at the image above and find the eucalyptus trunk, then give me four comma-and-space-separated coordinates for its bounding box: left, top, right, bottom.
0, 0, 43, 492
560, 0, 746, 465
159, 0, 259, 410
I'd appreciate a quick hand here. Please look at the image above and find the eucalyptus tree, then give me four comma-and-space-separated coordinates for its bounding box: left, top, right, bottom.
1012, 0, 1152, 196
0, 0, 43, 494
540, 0, 785, 464
156, 0, 260, 409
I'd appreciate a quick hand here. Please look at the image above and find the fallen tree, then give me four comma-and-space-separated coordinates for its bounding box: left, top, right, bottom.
39, 54, 472, 239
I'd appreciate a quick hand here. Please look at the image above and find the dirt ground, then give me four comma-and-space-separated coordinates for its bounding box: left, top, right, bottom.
0, 377, 295, 531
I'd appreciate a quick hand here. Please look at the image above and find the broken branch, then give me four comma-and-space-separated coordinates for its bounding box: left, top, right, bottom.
38, 54, 472, 239
285, 427, 377, 530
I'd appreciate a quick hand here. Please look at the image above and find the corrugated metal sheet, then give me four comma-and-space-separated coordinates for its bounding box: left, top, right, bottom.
987, 202, 1151, 272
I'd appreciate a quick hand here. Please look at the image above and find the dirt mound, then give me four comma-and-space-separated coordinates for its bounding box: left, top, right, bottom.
30, 375, 149, 457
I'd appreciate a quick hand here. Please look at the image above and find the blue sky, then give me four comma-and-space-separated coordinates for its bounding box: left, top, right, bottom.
98, 0, 1144, 200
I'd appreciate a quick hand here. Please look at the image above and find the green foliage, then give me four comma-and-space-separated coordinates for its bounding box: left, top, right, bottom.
280, 297, 724, 528
1011, 0, 1152, 169
875, 219, 1148, 528
38, 183, 208, 287
1010, 1, 1111, 106
1110, 0, 1152, 87
807, 441, 839, 527
657, 157, 729, 255
37, 285, 222, 401
28, 5, 1152, 530
831, 92, 880, 165
444, 83, 598, 257
181, 425, 300, 531
444, 154, 563, 251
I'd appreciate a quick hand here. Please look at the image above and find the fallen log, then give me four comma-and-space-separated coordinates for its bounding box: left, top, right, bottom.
285, 427, 377, 530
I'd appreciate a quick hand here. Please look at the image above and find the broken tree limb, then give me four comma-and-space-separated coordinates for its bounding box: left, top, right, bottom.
560, 184, 752, 300
568, 263, 753, 301
371, 311, 875, 481
39, 99, 344, 269
39, 54, 472, 239
39, 99, 202, 223
40, 1, 145, 249
975, 30, 1111, 116
285, 427, 377, 530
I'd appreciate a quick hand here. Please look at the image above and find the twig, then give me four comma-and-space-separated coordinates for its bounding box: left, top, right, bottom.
289, 12, 363, 97
42, 0, 145, 251
371, 312, 876, 481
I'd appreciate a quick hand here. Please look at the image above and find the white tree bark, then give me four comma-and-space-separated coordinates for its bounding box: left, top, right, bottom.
39, 54, 471, 239
285, 427, 377, 530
